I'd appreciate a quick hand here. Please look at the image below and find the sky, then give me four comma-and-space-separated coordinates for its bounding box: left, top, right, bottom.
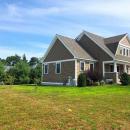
0, 0, 130, 59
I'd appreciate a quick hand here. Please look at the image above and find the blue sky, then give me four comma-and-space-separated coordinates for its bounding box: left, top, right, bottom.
0, 0, 130, 59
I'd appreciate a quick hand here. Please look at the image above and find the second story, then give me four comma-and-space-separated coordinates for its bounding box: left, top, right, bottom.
43, 31, 130, 64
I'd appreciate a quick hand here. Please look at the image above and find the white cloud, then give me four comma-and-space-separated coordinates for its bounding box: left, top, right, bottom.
0, 0, 130, 36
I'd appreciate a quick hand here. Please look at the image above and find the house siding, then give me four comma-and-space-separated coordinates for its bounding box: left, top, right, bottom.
120, 37, 130, 46
43, 61, 75, 84
77, 35, 113, 76
44, 39, 74, 62
76, 60, 90, 77
115, 37, 130, 62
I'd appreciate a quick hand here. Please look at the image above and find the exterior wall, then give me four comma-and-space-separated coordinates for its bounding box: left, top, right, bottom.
44, 39, 74, 62
77, 34, 113, 76
76, 60, 90, 77
120, 37, 130, 46
116, 37, 130, 62
43, 61, 75, 84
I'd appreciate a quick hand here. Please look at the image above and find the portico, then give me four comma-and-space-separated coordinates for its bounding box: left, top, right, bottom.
103, 61, 130, 83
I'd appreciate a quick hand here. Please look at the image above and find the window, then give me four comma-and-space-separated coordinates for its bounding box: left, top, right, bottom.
127, 49, 129, 56
110, 65, 114, 72
90, 64, 94, 72
55, 62, 61, 74
80, 61, 85, 71
120, 48, 122, 55
44, 64, 48, 74
123, 48, 126, 56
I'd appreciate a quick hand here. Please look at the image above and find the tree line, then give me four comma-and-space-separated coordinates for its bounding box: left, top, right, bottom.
0, 54, 42, 85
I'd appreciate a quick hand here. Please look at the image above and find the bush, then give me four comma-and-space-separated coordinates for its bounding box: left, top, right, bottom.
120, 73, 130, 85
4, 74, 15, 85
77, 73, 86, 87
86, 70, 102, 82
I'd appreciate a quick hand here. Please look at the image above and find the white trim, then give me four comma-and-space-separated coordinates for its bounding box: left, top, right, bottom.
80, 61, 85, 71
115, 59, 130, 64
103, 62, 105, 77
55, 62, 61, 74
41, 82, 63, 86
43, 59, 75, 64
44, 63, 49, 74
75, 59, 77, 79
75, 57, 97, 62
41, 63, 43, 82
74, 59, 78, 86
119, 43, 130, 49
43, 58, 96, 64
76, 31, 115, 59
103, 61, 114, 64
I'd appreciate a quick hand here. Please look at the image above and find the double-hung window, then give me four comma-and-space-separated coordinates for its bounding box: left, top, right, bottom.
44, 64, 48, 74
55, 62, 61, 74
80, 61, 85, 71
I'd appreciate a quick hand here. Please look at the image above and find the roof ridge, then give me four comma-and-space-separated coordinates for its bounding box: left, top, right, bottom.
104, 33, 127, 39
83, 30, 104, 39
56, 34, 75, 40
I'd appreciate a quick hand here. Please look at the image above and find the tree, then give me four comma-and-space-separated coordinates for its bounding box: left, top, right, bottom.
0, 62, 4, 82
6, 54, 21, 66
22, 54, 27, 63
29, 63, 42, 84
29, 57, 39, 66
14, 61, 30, 84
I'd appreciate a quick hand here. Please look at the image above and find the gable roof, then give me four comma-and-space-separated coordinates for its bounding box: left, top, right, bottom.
104, 34, 127, 54
43, 31, 129, 63
57, 35, 95, 61
83, 31, 115, 58
77, 31, 128, 57
43, 34, 96, 62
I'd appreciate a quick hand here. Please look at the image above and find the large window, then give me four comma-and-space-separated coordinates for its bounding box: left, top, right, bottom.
55, 62, 61, 74
80, 61, 85, 71
44, 64, 48, 74
123, 48, 126, 56
127, 49, 129, 56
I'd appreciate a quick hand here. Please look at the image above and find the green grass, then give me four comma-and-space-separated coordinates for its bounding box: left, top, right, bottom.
0, 85, 130, 130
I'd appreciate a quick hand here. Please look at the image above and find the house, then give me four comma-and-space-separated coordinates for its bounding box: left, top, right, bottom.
42, 31, 130, 86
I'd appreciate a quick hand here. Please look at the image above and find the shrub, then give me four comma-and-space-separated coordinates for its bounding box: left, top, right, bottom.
86, 70, 102, 82
4, 74, 15, 85
77, 73, 86, 87
120, 73, 130, 85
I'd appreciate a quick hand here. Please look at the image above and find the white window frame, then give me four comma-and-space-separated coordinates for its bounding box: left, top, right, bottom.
80, 61, 85, 71
55, 62, 61, 74
44, 64, 49, 74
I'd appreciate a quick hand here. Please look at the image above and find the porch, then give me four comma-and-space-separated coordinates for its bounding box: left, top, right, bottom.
103, 61, 130, 83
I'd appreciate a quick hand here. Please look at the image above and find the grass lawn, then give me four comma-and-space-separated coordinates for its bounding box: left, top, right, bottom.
0, 85, 130, 130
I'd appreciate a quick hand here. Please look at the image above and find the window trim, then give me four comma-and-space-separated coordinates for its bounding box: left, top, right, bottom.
80, 61, 85, 71
44, 64, 49, 74
55, 62, 61, 74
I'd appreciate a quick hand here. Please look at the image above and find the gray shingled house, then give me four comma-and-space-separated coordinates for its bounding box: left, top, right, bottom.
42, 31, 130, 86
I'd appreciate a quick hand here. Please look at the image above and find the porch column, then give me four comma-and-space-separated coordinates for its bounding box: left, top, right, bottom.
114, 62, 117, 72
124, 64, 127, 73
